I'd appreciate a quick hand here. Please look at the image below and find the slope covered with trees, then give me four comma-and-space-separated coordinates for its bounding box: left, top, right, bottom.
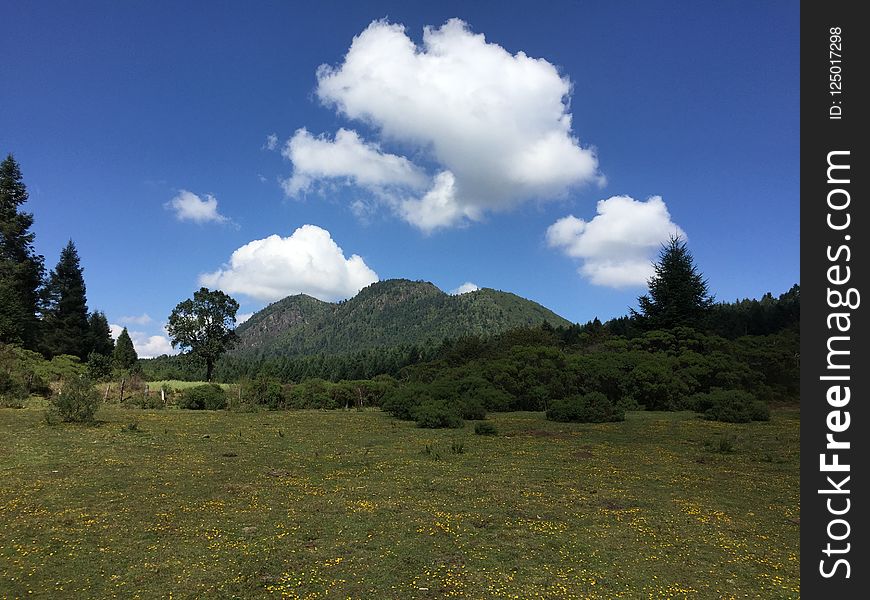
232, 279, 571, 358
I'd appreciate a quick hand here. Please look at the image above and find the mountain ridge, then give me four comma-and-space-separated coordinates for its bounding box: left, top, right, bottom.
233, 279, 571, 357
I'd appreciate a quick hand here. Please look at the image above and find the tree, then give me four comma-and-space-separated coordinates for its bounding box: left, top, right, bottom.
0, 154, 45, 349
113, 327, 138, 370
88, 311, 114, 356
633, 235, 713, 330
42, 240, 90, 359
167, 288, 239, 382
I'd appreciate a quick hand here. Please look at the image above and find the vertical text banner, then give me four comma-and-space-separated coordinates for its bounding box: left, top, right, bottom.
801, 1, 868, 596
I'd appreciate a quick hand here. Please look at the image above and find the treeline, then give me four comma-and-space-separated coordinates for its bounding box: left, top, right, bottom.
174, 237, 798, 427
0, 154, 142, 407
0, 154, 128, 366
157, 314, 797, 427
141, 343, 440, 383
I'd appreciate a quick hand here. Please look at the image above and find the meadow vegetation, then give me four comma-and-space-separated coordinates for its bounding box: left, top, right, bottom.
0, 403, 799, 599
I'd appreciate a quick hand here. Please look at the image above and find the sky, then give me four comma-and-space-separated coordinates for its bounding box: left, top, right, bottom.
1, 1, 799, 357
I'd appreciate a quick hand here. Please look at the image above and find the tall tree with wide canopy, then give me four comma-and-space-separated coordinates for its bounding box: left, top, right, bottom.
167, 288, 239, 382
0, 154, 44, 349
633, 235, 714, 330
42, 240, 90, 359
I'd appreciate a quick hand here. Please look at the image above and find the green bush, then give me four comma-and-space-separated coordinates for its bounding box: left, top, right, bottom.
50, 376, 100, 422
627, 361, 687, 411
546, 392, 625, 423
412, 398, 463, 429
86, 352, 113, 382
240, 376, 285, 409
459, 397, 487, 420
178, 384, 227, 410
694, 389, 769, 423
0, 370, 27, 408
381, 385, 425, 420
474, 422, 497, 436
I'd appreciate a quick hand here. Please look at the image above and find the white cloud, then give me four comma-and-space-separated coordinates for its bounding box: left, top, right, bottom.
547, 195, 685, 288
451, 282, 479, 295
282, 18, 603, 231
109, 323, 177, 359
236, 312, 254, 325
264, 133, 278, 151
199, 224, 379, 302
119, 313, 152, 326
165, 190, 230, 224
282, 127, 428, 196
398, 171, 481, 233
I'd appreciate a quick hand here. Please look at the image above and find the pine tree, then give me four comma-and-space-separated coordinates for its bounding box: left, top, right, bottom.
42, 240, 90, 358
632, 235, 713, 330
112, 327, 138, 370
88, 311, 115, 356
0, 154, 45, 349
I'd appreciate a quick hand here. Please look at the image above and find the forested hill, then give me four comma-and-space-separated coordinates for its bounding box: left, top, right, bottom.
232, 279, 571, 358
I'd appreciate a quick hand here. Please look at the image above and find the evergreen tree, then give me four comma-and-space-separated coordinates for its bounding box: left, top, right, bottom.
42, 240, 90, 358
113, 327, 138, 370
0, 154, 45, 349
88, 311, 114, 356
632, 235, 713, 330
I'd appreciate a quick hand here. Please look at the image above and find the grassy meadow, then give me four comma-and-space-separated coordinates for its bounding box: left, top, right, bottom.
0, 403, 799, 599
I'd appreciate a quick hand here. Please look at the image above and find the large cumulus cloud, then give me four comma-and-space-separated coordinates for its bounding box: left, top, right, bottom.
282, 19, 603, 232
199, 224, 379, 302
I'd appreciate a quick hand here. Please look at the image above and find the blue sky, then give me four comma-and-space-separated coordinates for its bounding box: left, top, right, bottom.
1, 1, 799, 357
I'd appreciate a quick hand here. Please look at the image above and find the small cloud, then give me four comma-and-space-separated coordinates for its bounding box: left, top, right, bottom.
264, 133, 278, 151
119, 313, 152, 326
165, 190, 231, 224
199, 224, 379, 302
547, 195, 685, 288
451, 282, 479, 295
236, 312, 254, 325
282, 128, 428, 197
257, 174, 268, 183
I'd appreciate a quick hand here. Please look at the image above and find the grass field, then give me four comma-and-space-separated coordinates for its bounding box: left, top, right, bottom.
0, 404, 799, 599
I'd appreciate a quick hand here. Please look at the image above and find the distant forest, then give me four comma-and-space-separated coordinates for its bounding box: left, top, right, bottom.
142, 283, 799, 416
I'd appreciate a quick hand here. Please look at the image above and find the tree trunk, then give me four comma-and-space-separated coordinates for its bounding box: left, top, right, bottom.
206, 359, 214, 383
119, 378, 125, 403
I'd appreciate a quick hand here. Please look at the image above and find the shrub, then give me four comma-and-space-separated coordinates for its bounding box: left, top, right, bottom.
546, 392, 625, 423
474, 422, 498, 436
240, 377, 285, 409
413, 398, 463, 429
86, 352, 113, 382
694, 389, 769, 423
178, 384, 227, 410
459, 398, 487, 420
381, 385, 425, 420
0, 370, 27, 408
627, 361, 687, 411
50, 376, 100, 422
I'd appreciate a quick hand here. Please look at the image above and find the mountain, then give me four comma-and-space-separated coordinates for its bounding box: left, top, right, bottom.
233, 279, 571, 357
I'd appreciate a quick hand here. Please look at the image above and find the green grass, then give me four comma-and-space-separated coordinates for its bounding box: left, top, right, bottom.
147, 380, 234, 391
0, 405, 799, 599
